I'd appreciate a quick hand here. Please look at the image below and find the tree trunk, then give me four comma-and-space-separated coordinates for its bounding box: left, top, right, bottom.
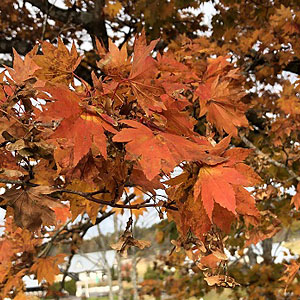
96, 225, 114, 300
132, 248, 139, 300
248, 246, 257, 266
114, 215, 123, 300
106, 267, 114, 300
262, 238, 273, 265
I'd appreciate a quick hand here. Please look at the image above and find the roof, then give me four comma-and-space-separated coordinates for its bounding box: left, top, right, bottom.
68, 250, 116, 273
23, 275, 40, 288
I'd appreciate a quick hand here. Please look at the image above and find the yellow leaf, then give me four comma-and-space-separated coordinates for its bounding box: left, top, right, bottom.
31, 254, 66, 284
104, 1, 122, 17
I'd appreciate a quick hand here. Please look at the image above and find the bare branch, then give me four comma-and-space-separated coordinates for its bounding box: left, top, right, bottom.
27, 0, 108, 46
0, 39, 33, 55
27, 0, 82, 25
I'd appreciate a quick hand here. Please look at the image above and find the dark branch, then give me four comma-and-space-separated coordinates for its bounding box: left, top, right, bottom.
285, 58, 300, 75
27, 0, 82, 25
27, 0, 108, 46
0, 39, 33, 56
0, 178, 178, 211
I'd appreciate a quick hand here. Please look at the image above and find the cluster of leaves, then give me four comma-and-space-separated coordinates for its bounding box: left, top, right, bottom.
0, 29, 268, 298
0, 0, 299, 299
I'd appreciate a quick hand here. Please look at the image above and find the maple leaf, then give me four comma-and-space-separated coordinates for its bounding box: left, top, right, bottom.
33, 39, 82, 85
31, 253, 66, 284
0, 240, 14, 262
128, 31, 165, 115
196, 77, 248, 136
291, 183, 300, 210
195, 57, 248, 136
0, 186, 64, 231
64, 151, 103, 183
194, 140, 260, 223
31, 159, 58, 186
97, 32, 165, 115
194, 164, 249, 220
64, 180, 101, 223
3, 217, 39, 253
53, 111, 116, 165
5, 46, 39, 84
111, 231, 151, 258
39, 87, 117, 165
235, 186, 260, 225
244, 211, 281, 248
167, 175, 211, 240
156, 52, 199, 96
280, 260, 300, 293
212, 203, 235, 233
158, 94, 196, 136
96, 39, 130, 76
113, 120, 213, 180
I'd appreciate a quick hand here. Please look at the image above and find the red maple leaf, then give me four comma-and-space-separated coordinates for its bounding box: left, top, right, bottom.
194, 138, 260, 221
128, 32, 165, 115
113, 120, 219, 180
39, 87, 117, 165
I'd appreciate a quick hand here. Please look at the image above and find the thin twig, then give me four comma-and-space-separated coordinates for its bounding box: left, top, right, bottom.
37, 220, 72, 258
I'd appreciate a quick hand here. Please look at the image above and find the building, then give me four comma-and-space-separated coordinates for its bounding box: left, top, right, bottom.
64, 250, 118, 297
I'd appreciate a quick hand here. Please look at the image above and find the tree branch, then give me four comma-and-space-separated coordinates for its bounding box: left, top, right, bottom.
0, 39, 33, 55
239, 133, 300, 182
0, 178, 178, 211
27, 0, 82, 25
27, 0, 108, 46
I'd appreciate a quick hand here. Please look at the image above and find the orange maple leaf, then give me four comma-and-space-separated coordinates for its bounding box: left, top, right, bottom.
96, 39, 130, 76
113, 120, 213, 180
194, 164, 249, 220
53, 112, 116, 165
39, 87, 117, 165
194, 138, 260, 221
5, 46, 39, 84
65, 180, 101, 223
128, 32, 165, 115
31, 253, 66, 284
0, 240, 14, 262
33, 39, 82, 85
291, 183, 300, 210
196, 77, 248, 136
195, 56, 248, 136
